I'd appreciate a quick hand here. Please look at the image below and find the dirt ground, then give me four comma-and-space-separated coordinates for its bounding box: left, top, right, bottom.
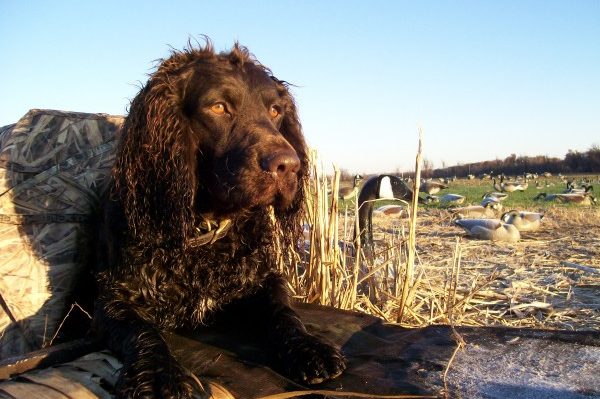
365, 205, 600, 331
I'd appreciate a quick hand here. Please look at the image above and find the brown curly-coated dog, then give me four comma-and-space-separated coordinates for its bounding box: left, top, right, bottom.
92, 41, 346, 398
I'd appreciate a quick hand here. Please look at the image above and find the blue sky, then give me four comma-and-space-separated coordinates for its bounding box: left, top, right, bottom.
1, 1, 598, 173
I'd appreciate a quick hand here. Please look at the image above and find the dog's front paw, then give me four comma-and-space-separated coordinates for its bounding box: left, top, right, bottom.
279, 333, 346, 385
116, 358, 194, 399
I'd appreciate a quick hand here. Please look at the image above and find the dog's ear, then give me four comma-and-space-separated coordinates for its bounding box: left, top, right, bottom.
273, 79, 309, 248
113, 60, 198, 243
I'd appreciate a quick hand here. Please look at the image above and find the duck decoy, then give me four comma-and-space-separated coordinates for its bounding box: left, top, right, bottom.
454, 218, 521, 242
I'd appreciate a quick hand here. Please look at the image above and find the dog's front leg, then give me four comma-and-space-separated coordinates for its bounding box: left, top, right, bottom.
253, 273, 347, 384
94, 298, 194, 399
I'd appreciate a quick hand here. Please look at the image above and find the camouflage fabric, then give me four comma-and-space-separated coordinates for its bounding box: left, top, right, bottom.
0, 109, 123, 359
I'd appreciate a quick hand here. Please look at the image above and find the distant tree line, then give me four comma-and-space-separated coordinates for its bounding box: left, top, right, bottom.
420, 145, 600, 179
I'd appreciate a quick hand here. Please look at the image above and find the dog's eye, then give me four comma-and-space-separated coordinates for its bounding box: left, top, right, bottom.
210, 103, 227, 115
269, 105, 280, 118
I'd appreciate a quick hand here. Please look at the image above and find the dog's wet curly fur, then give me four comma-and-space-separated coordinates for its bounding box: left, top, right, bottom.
92, 41, 346, 398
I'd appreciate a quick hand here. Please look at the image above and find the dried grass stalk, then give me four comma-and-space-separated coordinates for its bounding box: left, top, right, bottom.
397, 131, 423, 323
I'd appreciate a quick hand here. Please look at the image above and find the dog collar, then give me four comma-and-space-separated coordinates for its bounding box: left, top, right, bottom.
187, 216, 232, 248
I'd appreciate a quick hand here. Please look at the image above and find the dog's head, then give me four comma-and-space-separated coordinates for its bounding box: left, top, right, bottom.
114, 41, 308, 243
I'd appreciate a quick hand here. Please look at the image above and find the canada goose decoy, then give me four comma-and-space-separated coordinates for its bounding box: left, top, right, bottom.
483, 191, 509, 201
373, 204, 408, 217
534, 192, 597, 205
424, 193, 465, 205
356, 174, 424, 260
451, 203, 497, 219
493, 178, 503, 192
423, 194, 440, 204
436, 193, 466, 204
534, 193, 559, 201
501, 210, 544, 232
454, 218, 521, 242
535, 180, 543, 189
564, 182, 593, 194
556, 193, 597, 205
338, 174, 363, 201
421, 180, 449, 195
481, 198, 503, 212
501, 180, 528, 192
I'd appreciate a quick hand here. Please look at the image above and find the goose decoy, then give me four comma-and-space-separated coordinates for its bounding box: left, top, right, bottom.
535, 180, 544, 189
501, 180, 528, 192
421, 180, 449, 195
441, 193, 465, 204
481, 197, 504, 212
535, 192, 596, 205
423, 194, 440, 204
356, 174, 424, 259
564, 182, 593, 194
373, 204, 408, 217
534, 193, 559, 201
454, 218, 521, 242
451, 203, 497, 219
556, 193, 597, 205
338, 174, 363, 201
501, 210, 544, 232
483, 191, 509, 201
492, 178, 504, 192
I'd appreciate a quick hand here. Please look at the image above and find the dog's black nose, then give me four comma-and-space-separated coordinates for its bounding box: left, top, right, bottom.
262, 150, 300, 179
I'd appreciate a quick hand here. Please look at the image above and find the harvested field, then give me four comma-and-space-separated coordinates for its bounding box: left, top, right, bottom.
293, 159, 600, 332
367, 205, 600, 330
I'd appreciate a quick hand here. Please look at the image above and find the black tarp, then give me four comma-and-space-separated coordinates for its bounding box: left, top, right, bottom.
1, 303, 598, 398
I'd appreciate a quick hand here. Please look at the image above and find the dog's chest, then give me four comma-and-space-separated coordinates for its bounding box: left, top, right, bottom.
144, 243, 273, 327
